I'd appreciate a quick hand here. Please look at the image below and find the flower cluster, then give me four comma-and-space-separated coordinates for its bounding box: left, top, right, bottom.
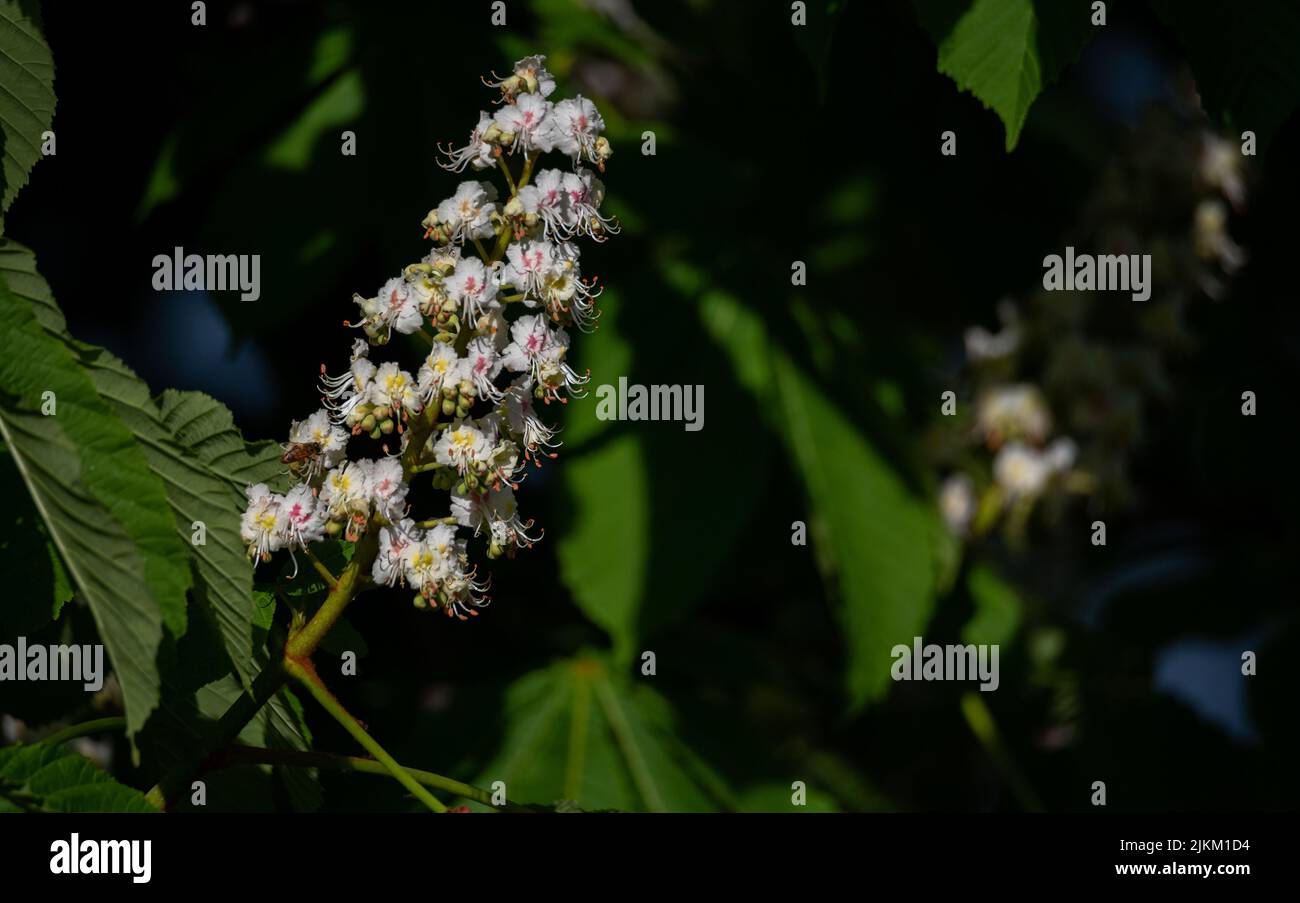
932, 117, 1248, 543
241, 54, 615, 618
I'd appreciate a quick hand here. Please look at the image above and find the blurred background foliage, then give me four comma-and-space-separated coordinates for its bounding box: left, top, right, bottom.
4, 0, 1300, 811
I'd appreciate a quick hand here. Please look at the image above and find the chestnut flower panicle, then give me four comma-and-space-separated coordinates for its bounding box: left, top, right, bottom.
242, 54, 616, 619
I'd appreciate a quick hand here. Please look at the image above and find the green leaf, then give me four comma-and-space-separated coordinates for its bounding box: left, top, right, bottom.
0, 268, 191, 739
156, 389, 290, 493
4, 243, 279, 689
555, 284, 770, 654
0, 743, 158, 813
555, 435, 648, 665
697, 288, 937, 710
476, 656, 730, 812
0, 446, 74, 635
775, 358, 938, 709
930, 0, 1092, 150
0, 0, 56, 224
963, 562, 1022, 648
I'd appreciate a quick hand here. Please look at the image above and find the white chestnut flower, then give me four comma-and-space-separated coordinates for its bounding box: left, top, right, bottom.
444, 257, 500, 321
1198, 133, 1245, 209
320, 460, 374, 522
1193, 199, 1245, 273
240, 484, 282, 561
277, 484, 327, 550
976, 384, 1052, 446
367, 457, 409, 520
373, 519, 420, 587
286, 409, 349, 473
993, 443, 1052, 500
427, 181, 499, 244
939, 473, 977, 536
501, 239, 556, 298
368, 362, 422, 418
485, 54, 557, 100
432, 419, 493, 476
500, 375, 560, 464
461, 336, 505, 401
438, 111, 497, 173
451, 484, 540, 554
993, 438, 1075, 501
541, 96, 606, 164
517, 168, 574, 239
493, 93, 553, 154
561, 169, 619, 241
417, 343, 460, 402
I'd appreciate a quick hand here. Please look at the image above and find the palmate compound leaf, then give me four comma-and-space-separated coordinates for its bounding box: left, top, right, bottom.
0, 0, 56, 226
554, 286, 770, 664
0, 241, 280, 688
0, 742, 159, 813
697, 289, 939, 711
82, 368, 320, 808
0, 243, 313, 788
0, 258, 189, 740
473, 656, 734, 813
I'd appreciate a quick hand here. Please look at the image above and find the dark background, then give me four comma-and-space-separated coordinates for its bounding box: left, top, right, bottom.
5, 0, 1299, 812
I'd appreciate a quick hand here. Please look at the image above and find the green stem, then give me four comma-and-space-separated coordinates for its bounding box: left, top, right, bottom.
414, 516, 458, 528
41, 717, 126, 746
488, 151, 539, 265
286, 535, 376, 660
517, 150, 539, 192
496, 155, 517, 194
960, 692, 1045, 813
303, 546, 338, 589
284, 657, 447, 813
221, 746, 508, 810
563, 671, 590, 801
593, 673, 664, 812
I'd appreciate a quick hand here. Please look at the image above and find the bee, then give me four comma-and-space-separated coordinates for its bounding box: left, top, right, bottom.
280, 442, 328, 481
280, 442, 322, 466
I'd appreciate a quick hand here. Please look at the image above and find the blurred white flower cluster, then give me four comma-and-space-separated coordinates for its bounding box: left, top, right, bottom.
241, 55, 615, 618
934, 119, 1249, 544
